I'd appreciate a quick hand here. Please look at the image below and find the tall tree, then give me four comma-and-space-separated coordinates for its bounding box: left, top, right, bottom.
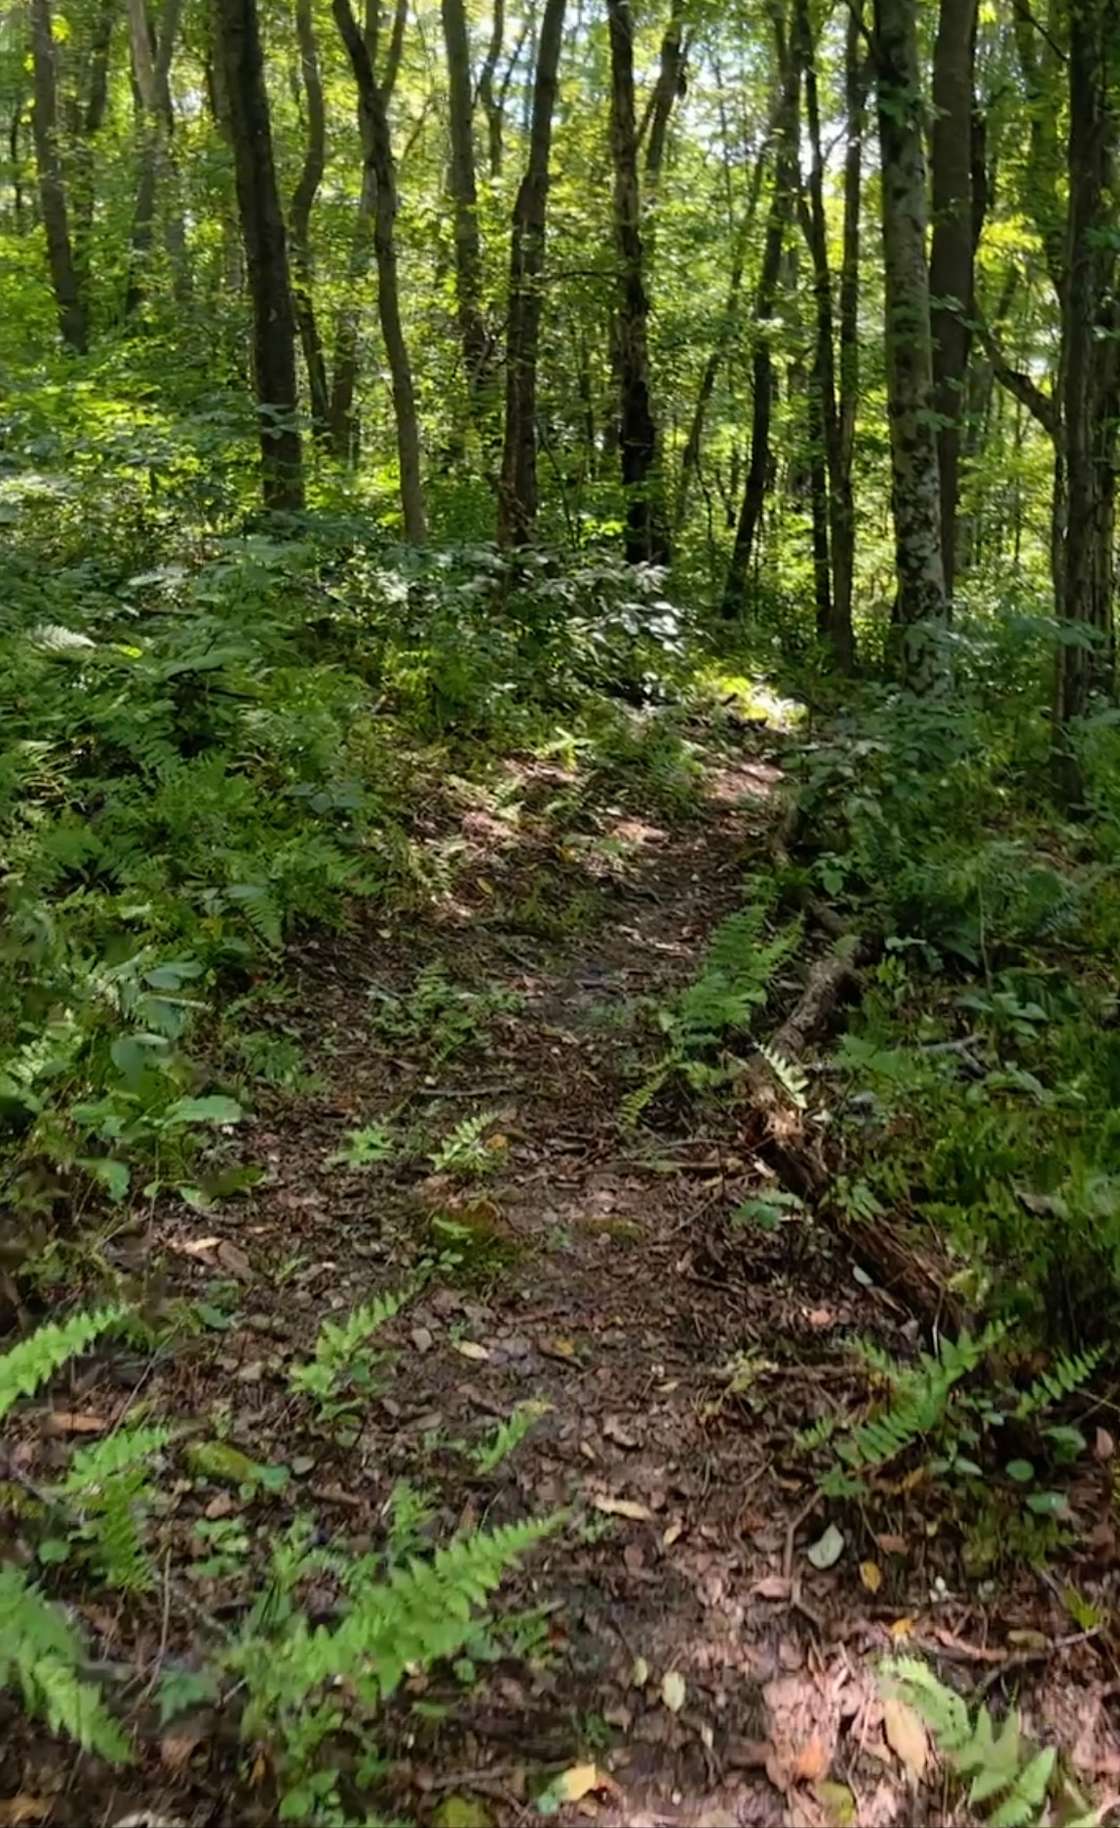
836, 8, 867, 659
722, 3, 799, 617
290, 0, 330, 439
334, 0, 427, 541
929, 0, 979, 597
606, 0, 670, 566
29, 0, 88, 352
1053, 0, 1119, 801
497, 0, 566, 546
125, 0, 188, 315
440, 0, 494, 428
873, 0, 948, 685
215, 0, 304, 511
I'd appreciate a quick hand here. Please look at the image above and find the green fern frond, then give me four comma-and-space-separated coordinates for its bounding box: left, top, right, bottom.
1015, 1346, 1104, 1419
0, 1567, 132, 1764
883, 1659, 1057, 1827
290, 1285, 411, 1400
840, 1326, 1006, 1471
756, 1040, 809, 1108
0, 1306, 126, 1423
60, 1423, 175, 1494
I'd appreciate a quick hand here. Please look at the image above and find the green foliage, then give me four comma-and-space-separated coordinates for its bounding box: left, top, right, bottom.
466, 1403, 551, 1476
289, 1286, 411, 1415
831, 1327, 1007, 1478
57, 1424, 175, 1590
429, 1111, 504, 1178
0, 1566, 132, 1764
883, 1660, 1060, 1827
0, 1305, 125, 1422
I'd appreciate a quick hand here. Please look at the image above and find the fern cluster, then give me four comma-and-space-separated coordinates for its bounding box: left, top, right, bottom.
289, 1286, 411, 1407
0, 1567, 132, 1764
0, 1305, 125, 1422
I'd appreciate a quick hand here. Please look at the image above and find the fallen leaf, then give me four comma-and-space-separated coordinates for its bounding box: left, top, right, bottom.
0, 1798, 49, 1826
432, 1797, 494, 1828
453, 1341, 491, 1362
661, 1670, 687, 1713
216, 1241, 253, 1281
889, 1615, 916, 1641
1095, 1426, 1115, 1461
411, 1325, 434, 1353
883, 1696, 928, 1783
860, 1560, 883, 1593
662, 1518, 684, 1547
541, 1335, 579, 1362
754, 1574, 792, 1601
553, 1766, 602, 1803
806, 1308, 835, 1330
792, 1735, 830, 1782
160, 1733, 202, 1773
175, 1234, 222, 1258
42, 1410, 107, 1436
876, 1533, 908, 1554
603, 1415, 638, 1449
591, 1494, 653, 1521
631, 1656, 650, 1687
806, 1524, 845, 1570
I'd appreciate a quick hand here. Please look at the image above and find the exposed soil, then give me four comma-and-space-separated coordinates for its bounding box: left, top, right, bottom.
3, 720, 1118, 1828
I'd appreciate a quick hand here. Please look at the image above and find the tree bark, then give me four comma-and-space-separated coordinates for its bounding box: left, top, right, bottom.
722, 4, 798, 618
70, 0, 116, 300
125, 0, 187, 316
643, 0, 687, 188
836, 15, 867, 663
1052, 0, 1119, 803
290, 0, 331, 440
929, 0, 978, 598
328, 0, 407, 463
606, 0, 671, 567
873, 0, 948, 686
215, 0, 305, 511
29, 0, 88, 352
441, 0, 495, 425
496, 0, 567, 547
334, 0, 427, 541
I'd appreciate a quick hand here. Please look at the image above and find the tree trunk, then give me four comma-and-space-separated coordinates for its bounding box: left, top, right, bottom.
290, 0, 331, 439
125, 0, 187, 316
215, 0, 305, 511
496, 0, 567, 547
836, 13, 867, 661
71, 0, 116, 301
606, 0, 670, 567
334, 0, 427, 541
722, 5, 798, 618
929, 0, 978, 599
328, 0, 407, 464
797, 0, 852, 668
674, 137, 768, 533
643, 0, 687, 189
1052, 0, 1119, 803
477, 0, 506, 177
441, 0, 495, 427
29, 0, 88, 352
873, 0, 948, 686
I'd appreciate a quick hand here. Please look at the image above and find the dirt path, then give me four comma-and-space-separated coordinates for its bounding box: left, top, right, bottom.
8, 722, 1115, 1828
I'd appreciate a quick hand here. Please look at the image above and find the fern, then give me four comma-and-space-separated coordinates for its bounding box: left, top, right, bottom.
58, 1424, 174, 1592
429, 1110, 501, 1176
467, 1403, 550, 1475
60, 1422, 175, 1493
883, 1659, 1057, 1827
756, 1040, 809, 1108
1015, 1346, 1104, 1419
289, 1286, 411, 1404
838, 1325, 1007, 1472
0, 1566, 132, 1764
0, 1305, 126, 1423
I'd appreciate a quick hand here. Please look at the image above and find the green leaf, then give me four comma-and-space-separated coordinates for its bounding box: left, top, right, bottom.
164, 1095, 243, 1127
1005, 1459, 1035, 1483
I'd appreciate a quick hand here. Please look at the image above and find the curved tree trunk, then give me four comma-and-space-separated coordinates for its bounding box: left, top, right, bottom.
873, 0, 947, 687
334, 0, 427, 541
722, 4, 798, 618
496, 0, 567, 547
290, 0, 331, 440
607, 0, 670, 566
215, 0, 304, 511
29, 0, 88, 352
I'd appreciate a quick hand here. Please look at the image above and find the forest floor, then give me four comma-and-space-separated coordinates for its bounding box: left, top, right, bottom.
5, 706, 1119, 1828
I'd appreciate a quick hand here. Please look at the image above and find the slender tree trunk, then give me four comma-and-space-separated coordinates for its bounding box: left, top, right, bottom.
334, 0, 427, 541
722, 5, 798, 618
290, 0, 331, 439
797, 0, 852, 668
215, 0, 304, 511
29, 0, 88, 352
497, 0, 566, 546
477, 0, 506, 177
929, 0, 978, 598
643, 0, 687, 190
1052, 0, 1119, 802
125, 0, 186, 316
441, 0, 495, 426
606, 0, 670, 566
328, 0, 407, 463
675, 139, 768, 533
836, 15, 867, 661
874, 0, 948, 686
70, 0, 115, 300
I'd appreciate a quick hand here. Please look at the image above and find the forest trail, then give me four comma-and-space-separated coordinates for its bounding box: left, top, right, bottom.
13, 713, 1113, 1828
77, 718, 923, 1827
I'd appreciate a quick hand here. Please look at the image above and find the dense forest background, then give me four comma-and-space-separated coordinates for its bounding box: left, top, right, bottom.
2, 0, 1120, 1823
